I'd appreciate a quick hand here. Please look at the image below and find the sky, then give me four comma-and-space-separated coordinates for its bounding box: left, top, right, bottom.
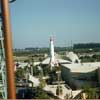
9, 0, 100, 48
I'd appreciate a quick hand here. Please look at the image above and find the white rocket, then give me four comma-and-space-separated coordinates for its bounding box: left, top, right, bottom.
50, 35, 58, 69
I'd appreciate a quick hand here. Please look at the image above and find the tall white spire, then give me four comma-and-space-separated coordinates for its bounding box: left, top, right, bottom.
50, 35, 55, 68
50, 35, 58, 69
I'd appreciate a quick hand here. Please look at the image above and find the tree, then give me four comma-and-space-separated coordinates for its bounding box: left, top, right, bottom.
82, 85, 97, 99
33, 66, 40, 76
15, 68, 25, 79
42, 65, 50, 76
39, 76, 46, 88
32, 87, 50, 99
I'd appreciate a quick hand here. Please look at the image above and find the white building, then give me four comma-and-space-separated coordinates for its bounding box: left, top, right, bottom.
66, 52, 81, 63
61, 62, 100, 89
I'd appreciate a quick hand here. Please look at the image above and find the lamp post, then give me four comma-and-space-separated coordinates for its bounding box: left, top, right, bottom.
1, 0, 16, 99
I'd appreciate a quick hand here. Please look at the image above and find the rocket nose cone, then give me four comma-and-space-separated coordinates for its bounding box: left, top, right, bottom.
50, 35, 53, 41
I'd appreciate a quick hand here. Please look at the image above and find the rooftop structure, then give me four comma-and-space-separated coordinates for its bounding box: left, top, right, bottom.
66, 52, 80, 63
42, 35, 72, 66
61, 62, 100, 88
61, 62, 100, 73
42, 57, 71, 65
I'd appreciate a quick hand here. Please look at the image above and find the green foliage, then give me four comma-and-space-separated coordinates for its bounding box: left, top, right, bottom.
80, 56, 95, 62
42, 65, 50, 76
15, 68, 25, 79
61, 56, 71, 61
80, 54, 100, 62
33, 66, 40, 76
0, 92, 3, 99
39, 57, 44, 62
39, 77, 46, 88
13, 48, 49, 56
74, 43, 100, 49
48, 69, 57, 84
82, 85, 98, 99
92, 54, 100, 61
0, 74, 2, 80
32, 87, 50, 99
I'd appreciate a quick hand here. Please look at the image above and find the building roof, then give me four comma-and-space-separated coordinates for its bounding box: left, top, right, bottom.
66, 52, 80, 63
61, 62, 100, 73
42, 57, 71, 65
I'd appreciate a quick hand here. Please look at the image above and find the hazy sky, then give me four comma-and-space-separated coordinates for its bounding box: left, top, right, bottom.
9, 0, 100, 48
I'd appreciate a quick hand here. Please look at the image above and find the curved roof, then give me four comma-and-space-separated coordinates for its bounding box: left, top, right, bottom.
62, 62, 100, 73
66, 52, 80, 63
42, 57, 71, 65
